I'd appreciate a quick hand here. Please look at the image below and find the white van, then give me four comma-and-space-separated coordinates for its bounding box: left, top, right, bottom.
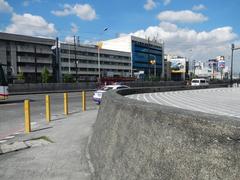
191, 78, 209, 86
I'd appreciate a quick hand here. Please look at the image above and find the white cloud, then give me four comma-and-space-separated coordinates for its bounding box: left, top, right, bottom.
125, 22, 238, 62
23, 1, 29, 7
0, 0, 13, 13
163, 0, 171, 6
71, 23, 78, 34
5, 13, 57, 37
144, 0, 156, 10
52, 3, 97, 21
157, 10, 208, 23
192, 4, 206, 11
64, 36, 96, 45
64, 36, 75, 44
23, 0, 42, 7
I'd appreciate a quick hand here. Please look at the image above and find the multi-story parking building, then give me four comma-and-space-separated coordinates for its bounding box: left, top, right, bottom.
0, 32, 55, 83
59, 43, 131, 81
102, 35, 164, 79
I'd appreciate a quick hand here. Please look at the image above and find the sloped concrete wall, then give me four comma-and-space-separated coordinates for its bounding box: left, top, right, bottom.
89, 87, 240, 180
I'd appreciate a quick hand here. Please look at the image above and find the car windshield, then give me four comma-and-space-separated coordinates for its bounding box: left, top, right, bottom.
192, 80, 199, 83
102, 86, 114, 91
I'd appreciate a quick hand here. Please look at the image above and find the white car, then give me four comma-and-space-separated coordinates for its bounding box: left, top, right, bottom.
93, 84, 130, 104
191, 78, 209, 87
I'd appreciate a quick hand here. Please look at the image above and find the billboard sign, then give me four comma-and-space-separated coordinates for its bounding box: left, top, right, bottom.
218, 60, 225, 68
170, 58, 186, 73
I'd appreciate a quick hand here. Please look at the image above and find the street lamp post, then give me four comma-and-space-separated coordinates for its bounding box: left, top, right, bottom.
74, 36, 77, 82
68, 44, 71, 74
76, 60, 79, 80
96, 28, 108, 82
230, 44, 234, 87
149, 59, 156, 78
97, 42, 103, 80
230, 44, 240, 87
154, 61, 156, 77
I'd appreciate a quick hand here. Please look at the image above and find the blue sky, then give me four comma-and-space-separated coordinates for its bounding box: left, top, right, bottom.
1, 0, 240, 71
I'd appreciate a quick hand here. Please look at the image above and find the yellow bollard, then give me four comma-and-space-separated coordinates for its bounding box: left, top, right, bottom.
64, 92, 68, 115
82, 91, 86, 112
45, 95, 51, 122
24, 100, 31, 133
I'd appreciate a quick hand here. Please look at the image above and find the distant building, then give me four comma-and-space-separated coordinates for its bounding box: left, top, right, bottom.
102, 35, 164, 79
0, 32, 55, 83
59, 43, 131, 81
194, 56, 229, 80
164, 58, 171, 80
165, 54, 188, 81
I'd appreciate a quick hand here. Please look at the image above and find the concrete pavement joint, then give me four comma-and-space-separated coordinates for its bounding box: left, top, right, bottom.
0, 136, 53, 155
86, 133, 95, 175
0, 141, 30, 155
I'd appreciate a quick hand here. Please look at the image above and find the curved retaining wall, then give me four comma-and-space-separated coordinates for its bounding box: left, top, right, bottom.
89, 86, 240, 180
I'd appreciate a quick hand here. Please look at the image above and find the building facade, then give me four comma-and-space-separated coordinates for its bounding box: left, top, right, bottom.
165, 54, 188, 81
0, 32, 55, 83
59, 43, 131, 82
102, 35, 164, 79
194, 56, 229, 80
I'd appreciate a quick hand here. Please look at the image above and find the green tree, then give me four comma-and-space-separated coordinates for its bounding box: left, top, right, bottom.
17, 72, 24, 80
41, 67, 50, 83
63, 74, 74, 83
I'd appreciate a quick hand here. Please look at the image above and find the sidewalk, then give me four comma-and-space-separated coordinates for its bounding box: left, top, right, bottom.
0, 110, 98, 180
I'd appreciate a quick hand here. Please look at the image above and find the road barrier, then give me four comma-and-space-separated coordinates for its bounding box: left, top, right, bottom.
24, 100, 31, 133
23, 91, 91, 134
82, 91, 86, 112
64, 92, 68, 115
45, 95, 51, 122
89, 84, 240, 180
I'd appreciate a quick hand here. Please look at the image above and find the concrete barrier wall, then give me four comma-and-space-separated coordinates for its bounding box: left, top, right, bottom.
8, 81, 227, 93
89, 86, 240, 180
8, 82, 98, 93
8, 81, 183, 94
9, 81, 184, 93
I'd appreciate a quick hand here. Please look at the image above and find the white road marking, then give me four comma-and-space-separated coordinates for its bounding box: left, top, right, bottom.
0, 140, 7, 143
143, 93, 149, 103
4, 135, 15, 139
131, 88, 240, 119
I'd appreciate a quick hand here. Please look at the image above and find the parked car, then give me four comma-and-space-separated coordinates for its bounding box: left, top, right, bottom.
93, 84, 130, 104
191, 78, 209, 87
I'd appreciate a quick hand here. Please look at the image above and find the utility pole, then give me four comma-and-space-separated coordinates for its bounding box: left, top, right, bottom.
230, 44, 240, 87
148, 37, 150, 79
193, 60, 196, 78
74, 36, 77, 82
154, 60, 156, 77
68, 44, 71, 74
230, 44, 234, 87
56, 37, 61, 83
34, 45, 37, 83
77, 36, 80, 45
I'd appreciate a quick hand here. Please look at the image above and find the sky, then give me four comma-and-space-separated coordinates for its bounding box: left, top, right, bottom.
1, 0, 240, 72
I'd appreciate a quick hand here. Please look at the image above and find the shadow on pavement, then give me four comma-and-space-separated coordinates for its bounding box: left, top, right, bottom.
0, 99, 35, 104
31, 126, 53, 133
51, 117, 65, 122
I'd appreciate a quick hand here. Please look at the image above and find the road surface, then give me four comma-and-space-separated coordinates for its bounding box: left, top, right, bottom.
127, 87, 240, 119
0, 92, 97, 141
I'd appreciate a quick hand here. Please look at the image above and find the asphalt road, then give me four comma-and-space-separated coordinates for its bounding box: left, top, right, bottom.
127, 87, 240, 119
0, 91, 97, 141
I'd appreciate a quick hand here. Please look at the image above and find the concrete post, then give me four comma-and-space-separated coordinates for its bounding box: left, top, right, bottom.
24, 100, 31, 133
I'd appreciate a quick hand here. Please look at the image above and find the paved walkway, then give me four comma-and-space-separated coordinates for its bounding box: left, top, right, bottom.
0, 110, 98, 180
